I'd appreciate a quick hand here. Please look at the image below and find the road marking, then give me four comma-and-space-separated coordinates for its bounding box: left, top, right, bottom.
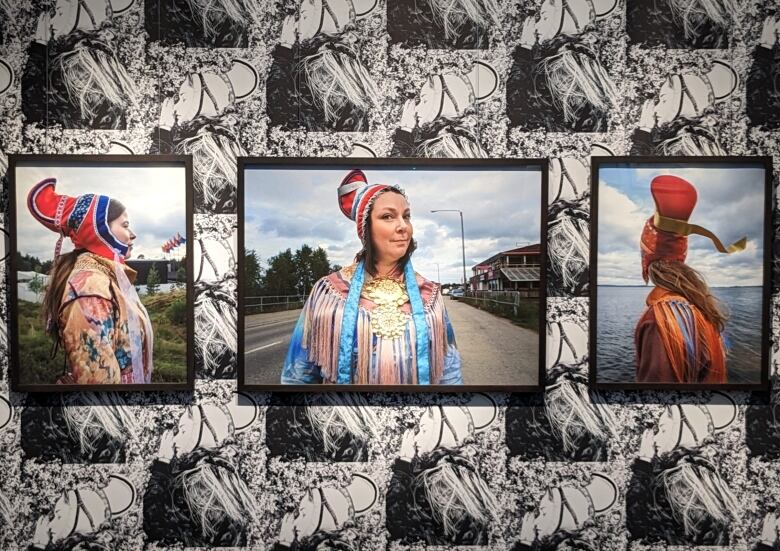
244, 341, 282, 355
245, 318, 298, 329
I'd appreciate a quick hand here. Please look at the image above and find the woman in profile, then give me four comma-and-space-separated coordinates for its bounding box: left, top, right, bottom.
27, 178, 153, 384
282, 169, 462, 385
635, 175, 745, 383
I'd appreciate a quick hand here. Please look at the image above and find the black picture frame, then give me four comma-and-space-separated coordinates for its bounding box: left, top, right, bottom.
589, 156, 773, 391
238, 157, 548, 392
8, 154, 195, 392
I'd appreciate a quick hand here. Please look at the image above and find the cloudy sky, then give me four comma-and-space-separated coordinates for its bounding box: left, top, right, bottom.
244, 166, 543, 284
597, 163, 766, 287
15, 164, 187, 262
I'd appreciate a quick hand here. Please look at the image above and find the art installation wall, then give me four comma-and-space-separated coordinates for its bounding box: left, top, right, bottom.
0, 0, 779, 549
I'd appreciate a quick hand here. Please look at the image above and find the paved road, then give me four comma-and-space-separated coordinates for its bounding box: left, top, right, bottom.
243, 309, 301, 384
242, 298, 540, 386
444, 297, 540, 386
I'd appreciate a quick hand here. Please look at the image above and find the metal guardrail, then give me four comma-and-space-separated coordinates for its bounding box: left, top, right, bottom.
464, 290, 539, 304
245, 295, 305, 312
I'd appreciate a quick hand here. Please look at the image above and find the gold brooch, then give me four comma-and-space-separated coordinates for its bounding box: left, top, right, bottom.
362, 277, 409, 339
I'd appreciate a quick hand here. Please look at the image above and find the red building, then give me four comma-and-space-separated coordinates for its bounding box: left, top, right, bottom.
469, 244, 541, 293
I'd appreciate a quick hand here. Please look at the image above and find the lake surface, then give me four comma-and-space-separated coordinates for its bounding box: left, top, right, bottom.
597, 286, 763, 383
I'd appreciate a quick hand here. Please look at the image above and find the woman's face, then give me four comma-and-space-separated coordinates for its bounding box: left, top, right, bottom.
109, 210, 136, 257
369, 192, 412, 268
34, 492, 76, 545
172, 406, 200, 455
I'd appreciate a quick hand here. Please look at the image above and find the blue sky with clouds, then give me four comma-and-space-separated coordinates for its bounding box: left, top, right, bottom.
597, 163, 766, 287
15, 164, 187, 262
244, 166, 543, 284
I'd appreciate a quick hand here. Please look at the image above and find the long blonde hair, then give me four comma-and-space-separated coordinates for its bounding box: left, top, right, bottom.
56, 44, 138, 125
648, 260, 728, 331
426, 0, 500, 42
665, 0, 735, 42
545, 377, 618, 453
419, 457, 499, 538
177, 129, 246, 210
61, 392, 139, 456
658, 457, 737, 539
304, 393, 381, 455
301, 45, 379, 126
179, 457, 260, 542
541, 45, 617, 126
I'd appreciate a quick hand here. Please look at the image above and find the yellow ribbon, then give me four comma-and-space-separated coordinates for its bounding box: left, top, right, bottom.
654, 213, 747, 254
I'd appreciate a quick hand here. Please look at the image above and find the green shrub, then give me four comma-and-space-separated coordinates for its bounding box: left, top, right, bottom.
166, 298, 187, 324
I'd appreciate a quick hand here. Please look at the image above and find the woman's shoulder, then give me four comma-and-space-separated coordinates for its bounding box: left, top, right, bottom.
66, 253, 117, 300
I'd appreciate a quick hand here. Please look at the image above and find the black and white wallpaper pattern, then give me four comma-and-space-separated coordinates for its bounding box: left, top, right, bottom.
1, 0, 780, 549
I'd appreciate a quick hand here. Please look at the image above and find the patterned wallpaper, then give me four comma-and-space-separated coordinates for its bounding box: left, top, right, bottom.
1, 0, 779, 549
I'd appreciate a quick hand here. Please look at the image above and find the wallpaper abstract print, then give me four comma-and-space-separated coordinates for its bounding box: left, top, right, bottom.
1, 0, 780, 549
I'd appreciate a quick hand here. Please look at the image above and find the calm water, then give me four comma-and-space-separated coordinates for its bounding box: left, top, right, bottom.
597, 286, 763, 383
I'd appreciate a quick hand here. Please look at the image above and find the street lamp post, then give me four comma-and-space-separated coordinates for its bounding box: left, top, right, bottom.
434, 263, 440, 284
430, 209, 467, 289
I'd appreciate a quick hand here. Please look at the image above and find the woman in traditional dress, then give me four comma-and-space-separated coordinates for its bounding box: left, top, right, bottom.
282, 169, 463, 385
28, 178, 153, 384
635, 175, 745, 383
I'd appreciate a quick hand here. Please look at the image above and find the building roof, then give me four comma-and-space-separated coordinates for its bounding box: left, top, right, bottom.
473, 244, 541, 269
500, 266, 541, 282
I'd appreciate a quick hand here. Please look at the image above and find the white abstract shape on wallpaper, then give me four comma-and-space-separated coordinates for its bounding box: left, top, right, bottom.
347, 142, 377, 158
520, 472, 618, 542
106, 140, 134, 155
103, 474, 136, 515
0, 394, 11, 431
549, 157, 588, 205
646, 395, 737, 456
401, 396, 498, 454
194, 215, 237, 283
229, 391, 259, 433
278, 473, 379, 544
465, 61, 499, 103
227, 59, 259, 101
32, 474, 136, 548
467, 393, 498, 432
0, 58, 12, 96
546, 319, 587, 369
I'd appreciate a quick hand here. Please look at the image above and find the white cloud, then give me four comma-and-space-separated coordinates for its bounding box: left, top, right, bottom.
244, 166, 544, 285
14, 164, 187, 261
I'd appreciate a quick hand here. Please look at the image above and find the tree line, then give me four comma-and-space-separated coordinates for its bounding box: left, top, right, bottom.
245, 245, 340, 297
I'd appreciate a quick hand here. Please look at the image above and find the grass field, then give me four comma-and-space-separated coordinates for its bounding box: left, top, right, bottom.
16, 288, 188, 385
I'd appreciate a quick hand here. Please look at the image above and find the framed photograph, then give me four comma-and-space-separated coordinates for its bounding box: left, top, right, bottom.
9, 155, 194, 392
590, 156, 772, 390
238, 158, 547, 392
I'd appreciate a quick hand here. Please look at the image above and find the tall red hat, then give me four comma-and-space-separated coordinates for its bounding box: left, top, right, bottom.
27, 178, 130, 262
338, 169, 406, 243
640, 174, 745, 282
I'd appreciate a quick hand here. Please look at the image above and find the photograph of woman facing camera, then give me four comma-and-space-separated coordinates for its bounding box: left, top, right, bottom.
282, 169, 463, 385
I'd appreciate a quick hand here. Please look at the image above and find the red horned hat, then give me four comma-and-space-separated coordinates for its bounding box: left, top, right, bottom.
640, 174, 745, 282
27, 178, 130, 262
337, 169, 406, 243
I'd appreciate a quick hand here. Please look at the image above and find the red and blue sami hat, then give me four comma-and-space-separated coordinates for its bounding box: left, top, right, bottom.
338, 169, 405, 243
27, 178, 130, 261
